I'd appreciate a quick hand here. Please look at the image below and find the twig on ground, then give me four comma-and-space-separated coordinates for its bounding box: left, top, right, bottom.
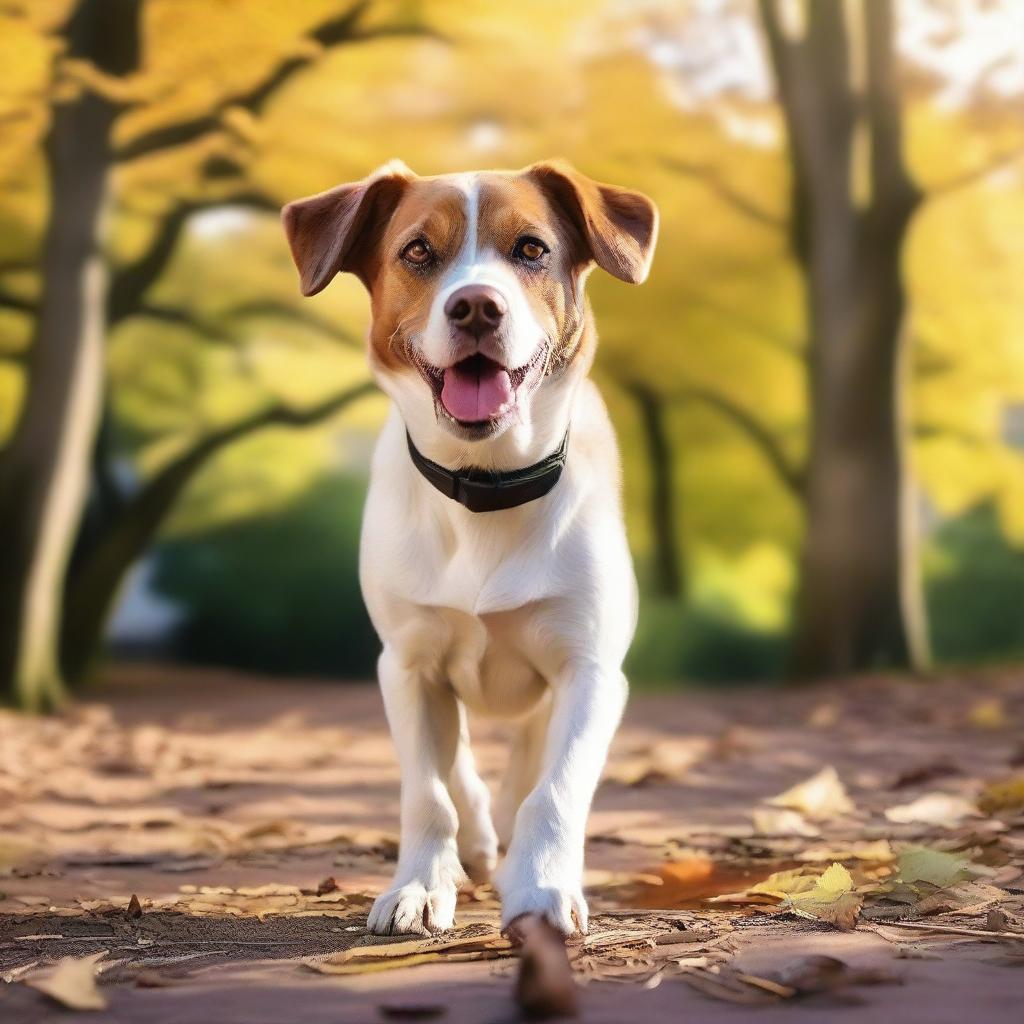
508, 914, 579, 1019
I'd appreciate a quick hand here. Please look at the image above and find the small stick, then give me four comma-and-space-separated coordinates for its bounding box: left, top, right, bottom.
508, 914, 579, 1019
875, 921, 1024, 941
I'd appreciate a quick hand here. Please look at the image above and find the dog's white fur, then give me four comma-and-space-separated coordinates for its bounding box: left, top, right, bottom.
284, 164, 654, 936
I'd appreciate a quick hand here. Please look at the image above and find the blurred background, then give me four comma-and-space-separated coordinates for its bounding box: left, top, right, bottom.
1, 0, 1022, 711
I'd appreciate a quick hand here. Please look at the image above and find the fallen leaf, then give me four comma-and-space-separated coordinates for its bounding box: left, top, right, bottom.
26, 951, 108, 1011
967, 698, 1011, 730
682, 968, 779, 1006
884, 792, 981, 829
894, 848, 974, 889
781, 863, 863, 931
764, 954, 898, 994
977, 777, 1024, 816
751, 808, 821, 838
767, 766, 855, 821
795, 839, 894, 864
748, 868, 821, 900
889, 760, 961, 790
604, 739, 709, 786
805, 702, 840, 728
307, 930, 512, 975
912, 880, 1007, 916
0, 837, 41, 876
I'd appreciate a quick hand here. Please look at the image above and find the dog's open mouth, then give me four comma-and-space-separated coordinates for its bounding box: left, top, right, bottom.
420, 350, 545, 425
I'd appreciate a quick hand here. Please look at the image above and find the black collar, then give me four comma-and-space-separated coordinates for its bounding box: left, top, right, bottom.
406, 430, 569, 513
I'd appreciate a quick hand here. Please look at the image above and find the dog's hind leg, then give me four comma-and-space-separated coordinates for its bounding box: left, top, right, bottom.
367, 646, 466, 936
493, 692, 551, 850
448, 702, 499, 883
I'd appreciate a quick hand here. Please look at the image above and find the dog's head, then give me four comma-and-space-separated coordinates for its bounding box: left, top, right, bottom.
283, 160, 657, 441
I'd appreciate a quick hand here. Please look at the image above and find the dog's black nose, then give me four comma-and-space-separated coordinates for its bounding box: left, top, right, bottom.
444, 284, 507, 336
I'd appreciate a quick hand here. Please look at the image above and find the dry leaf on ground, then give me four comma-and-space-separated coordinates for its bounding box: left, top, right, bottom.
795, 839, 894, 863
25, 951, 108, 1011
780, 863, 863, 931
967, 698, 1012, 730
604, 738, 709, 786
767, 766, 855, 821
757, 954, 898, 994
913, 880, 1008, 916
894, 848, 975, 890
884, 792, 982, 829
978, 777, 1024, 816
307, 930, 512, 975
751, 808, 821, 837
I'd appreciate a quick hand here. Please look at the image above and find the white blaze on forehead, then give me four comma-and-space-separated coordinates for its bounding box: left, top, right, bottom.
418, 172, 546, 371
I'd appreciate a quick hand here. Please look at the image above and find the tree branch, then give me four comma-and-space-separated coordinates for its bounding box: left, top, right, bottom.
61, 378, 377, 680
107, 191, 279, 324
863, 0, 921, 219
0, 287, 36, 316
115, 1, 440, 161
132, 299, 362, 351
658, 156, 784, 230
674, 285, 804, 359
621, 380, 683, 598
927, 146, 1024, 198
672, 383, 804, 496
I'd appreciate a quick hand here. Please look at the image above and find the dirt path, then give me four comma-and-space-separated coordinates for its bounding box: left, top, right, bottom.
2, 666, 1023, 1022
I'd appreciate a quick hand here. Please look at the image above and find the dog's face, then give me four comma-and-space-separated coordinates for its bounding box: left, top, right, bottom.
283, 161, 657, 441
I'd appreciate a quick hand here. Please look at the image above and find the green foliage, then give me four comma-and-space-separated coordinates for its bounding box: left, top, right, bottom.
152, 474, 378, 679
926, 503, 1024, 665
627, 597, 785, 685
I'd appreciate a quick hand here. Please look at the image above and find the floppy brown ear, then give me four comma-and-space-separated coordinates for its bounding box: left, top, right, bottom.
281, 160, 413, 296
528, 160, 658, 284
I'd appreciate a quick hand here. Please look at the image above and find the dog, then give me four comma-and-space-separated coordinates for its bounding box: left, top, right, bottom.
282, 160, 657, 936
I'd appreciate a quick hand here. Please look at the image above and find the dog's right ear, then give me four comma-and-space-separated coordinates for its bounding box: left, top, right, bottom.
281, 160, 414, 296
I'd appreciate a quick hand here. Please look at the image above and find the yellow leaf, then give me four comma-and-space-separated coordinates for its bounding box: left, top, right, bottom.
751, 808, 821, 838
767, 766, 855, 821
967, 698, 1012, 730
795, 840, 895, 864
781, 863, 862, 931
748, 868, 821, 900
977, 776, 1024, 815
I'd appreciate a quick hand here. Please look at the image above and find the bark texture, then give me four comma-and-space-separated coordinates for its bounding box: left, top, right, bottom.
0, 0, 141, 709
759, 0, 930, 677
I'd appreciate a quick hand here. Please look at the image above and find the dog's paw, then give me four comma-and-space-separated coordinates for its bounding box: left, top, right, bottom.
367, 882, 457, 936
499, 883, 588, 936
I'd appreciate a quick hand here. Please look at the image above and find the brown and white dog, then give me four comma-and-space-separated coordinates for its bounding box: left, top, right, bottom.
282, 160, 657, 935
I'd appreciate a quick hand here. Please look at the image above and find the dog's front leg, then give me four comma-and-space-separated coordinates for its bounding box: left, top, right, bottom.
367, 646, 466, 935
496, 664, 626, 935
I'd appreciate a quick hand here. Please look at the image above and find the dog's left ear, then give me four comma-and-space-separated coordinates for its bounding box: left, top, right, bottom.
527, 160, 658, 284
282, 160, 414, 296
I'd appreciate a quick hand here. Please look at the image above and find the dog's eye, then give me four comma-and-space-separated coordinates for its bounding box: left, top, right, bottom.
401, 239, 432, 266
513, 237, 549, 263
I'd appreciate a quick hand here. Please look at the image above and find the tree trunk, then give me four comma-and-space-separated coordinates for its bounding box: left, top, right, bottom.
759, 0, 930, 678
790, 225, 925, 675
60, 382, 376, 684
626, 382, 683, 598
0, 0, 140, 710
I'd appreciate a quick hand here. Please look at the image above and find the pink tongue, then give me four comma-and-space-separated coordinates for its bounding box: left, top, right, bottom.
440, 361, 513, 422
